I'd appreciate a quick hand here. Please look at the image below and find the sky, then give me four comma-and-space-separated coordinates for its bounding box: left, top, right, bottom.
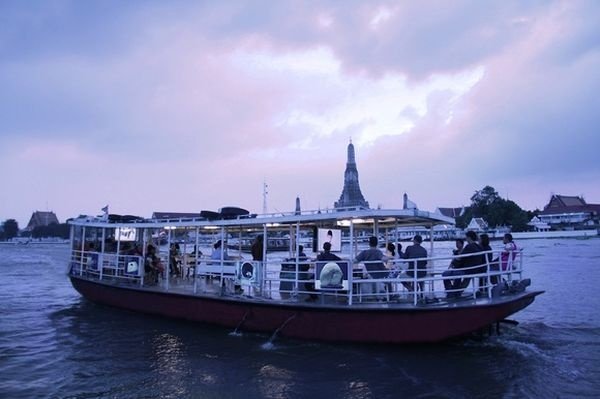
1, 0, 599, 227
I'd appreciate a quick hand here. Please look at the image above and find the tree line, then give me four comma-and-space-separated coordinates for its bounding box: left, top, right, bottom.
0, 219, 70, 241
454, 185, 534, 232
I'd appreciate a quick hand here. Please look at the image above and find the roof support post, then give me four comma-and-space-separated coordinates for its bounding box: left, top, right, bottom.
294, 221, 300, 295
193, 227, 199, 294
166, 228, 171, 291
348, 220, 355, 305
141, 228, 147, 286
80, 226, 86, 277
100, 227, 106, 281
262, 224, 267, 296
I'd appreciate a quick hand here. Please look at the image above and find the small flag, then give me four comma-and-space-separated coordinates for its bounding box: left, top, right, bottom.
101, 205, 109, 214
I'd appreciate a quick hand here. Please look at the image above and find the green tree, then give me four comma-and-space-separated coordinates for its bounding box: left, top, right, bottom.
457, 186, 530, 232
2, 219, 19, 240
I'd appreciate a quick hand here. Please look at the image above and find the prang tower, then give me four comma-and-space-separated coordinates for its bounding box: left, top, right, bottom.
334, 140, 370, 209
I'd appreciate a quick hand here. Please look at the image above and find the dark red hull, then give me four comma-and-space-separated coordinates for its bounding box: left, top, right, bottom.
69, 276, 542, 344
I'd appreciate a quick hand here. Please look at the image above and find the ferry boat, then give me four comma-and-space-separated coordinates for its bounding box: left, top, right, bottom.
67, 207, 542, 344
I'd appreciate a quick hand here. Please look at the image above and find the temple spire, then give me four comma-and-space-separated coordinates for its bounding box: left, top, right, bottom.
347, 139, 356, 165
334, 141, 369, 209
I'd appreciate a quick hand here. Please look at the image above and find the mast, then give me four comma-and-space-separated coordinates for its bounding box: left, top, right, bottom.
263, 181, 268, 214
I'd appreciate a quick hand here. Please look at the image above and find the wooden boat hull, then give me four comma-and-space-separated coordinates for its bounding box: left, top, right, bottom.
69, 276, 542, 344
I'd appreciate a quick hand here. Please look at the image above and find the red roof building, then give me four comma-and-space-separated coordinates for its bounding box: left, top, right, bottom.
538, 195, 600, 228
26, 211, 60, 231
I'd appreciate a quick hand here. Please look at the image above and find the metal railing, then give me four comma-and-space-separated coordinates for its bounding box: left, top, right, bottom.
69, 250, 144, 284
69, 248, 525, 305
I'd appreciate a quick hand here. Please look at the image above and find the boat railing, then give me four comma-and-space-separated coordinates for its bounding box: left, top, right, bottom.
69, 250, 144, 284
69, 246, 526, 305
375, 248, 524, 304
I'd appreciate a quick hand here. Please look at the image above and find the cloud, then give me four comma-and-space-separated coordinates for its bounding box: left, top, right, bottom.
1, 0, 599, 225
357, 1, 600, 211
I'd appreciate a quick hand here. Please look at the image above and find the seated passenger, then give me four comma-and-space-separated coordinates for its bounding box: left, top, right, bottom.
303, 242, 342, 301
210, 240, 240, 293
451, 239, 464, 266
186, 245, 203, 278
298, 245, 308, 260
490, 233, 518, 284
478, 233, 493, 292
354, 236, 387, 296
210, 240, 230, 261
169, 243, 182, 277
444, 238, 464, 284
500, 233, 518, 270
442, 231, 485, 297
251, 236, 263, 262
144, 245, 163, 284
317, 242, 341, 262
354, 236, 387, 279
128, 243, 143, 256
385, 243, 397, 269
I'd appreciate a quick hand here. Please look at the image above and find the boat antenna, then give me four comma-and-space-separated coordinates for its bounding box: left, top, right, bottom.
263, 180, 268, 215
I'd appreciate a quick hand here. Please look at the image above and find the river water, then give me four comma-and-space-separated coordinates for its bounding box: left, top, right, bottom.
1, 239, 599, 398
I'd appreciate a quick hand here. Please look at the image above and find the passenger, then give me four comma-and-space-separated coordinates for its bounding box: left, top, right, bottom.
85, 242, 98, 270
401, 235, 428, 294
491, 233, 518, 284
304, 242, 343, 301
442, 231, 485, 298
251, 236, 263, 261
186, 245, 203, 278
318, 242, 341, 262
169, 243, 182, 277
444, 238, 464, 270
211, 240, 239, 293
384, 242, 398, 293
452, 239, 465, 259
479, 234, 493, 264
210, 240, 229, 260
104, 237, 116, 253
478, 233, 493, 293
385, 243, 397, 269
298, 245, 308, 260
439, 238, 462, 290
354, 236, 387, 279
396, 242, 403, 258
144, 245, 163, 284
354, 236, 387, 296
295, 244, 311, 298
500, 233, 518, 270
119, 242, 131, 254
129, 243, 143, 256
387, 242, 404, 278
